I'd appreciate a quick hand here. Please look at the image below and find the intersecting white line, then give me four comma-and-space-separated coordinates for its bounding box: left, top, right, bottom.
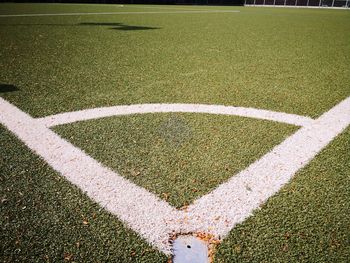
1, 97, 349, 255
37, 103, 314, 128
0, 97, 180, 254
183, 97, 350, 238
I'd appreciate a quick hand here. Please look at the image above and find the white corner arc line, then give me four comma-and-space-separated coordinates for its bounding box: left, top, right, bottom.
0, 97, 180, 254
37, 103, 314, 128
1, 97, 349, 255
0, 10, 240, 18
182, 97, 350, 238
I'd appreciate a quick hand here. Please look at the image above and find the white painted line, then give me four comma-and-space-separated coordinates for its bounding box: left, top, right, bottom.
0, 10, 240, 18
37, 103, 314, 128
245, 4, 350, 10
125, 5, 218, 11
0, 97, 180, 254
1, 97, 349, 255
183, 97, 350, 238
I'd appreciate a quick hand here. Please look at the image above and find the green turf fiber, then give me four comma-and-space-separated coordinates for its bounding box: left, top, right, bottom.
1, 4, 349, 118
1, 3, 349, 262
54, 113, 296, 208
215, 127, 350, 262
0, 125, 167, 262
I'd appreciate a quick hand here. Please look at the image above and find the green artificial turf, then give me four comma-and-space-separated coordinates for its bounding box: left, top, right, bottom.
0, 4, 349, 118
0, 125, 167, 262
54, 113, 296, 208
1, 3, 350, 262
215, 127, 350, 263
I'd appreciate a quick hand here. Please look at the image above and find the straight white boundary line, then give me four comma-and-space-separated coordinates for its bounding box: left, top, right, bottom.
245, 4, 350, 10
0, 97, 181, 254
1, 97, 349, 254
0, 10, 240, 18
183, 96, 350, 237
124, 5, 222, 11
37, 103, 314, 128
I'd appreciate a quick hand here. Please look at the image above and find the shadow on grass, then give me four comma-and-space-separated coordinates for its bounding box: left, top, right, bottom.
0, 84, 18, 93
80, 22, 159, 31
0, 22, 160, 31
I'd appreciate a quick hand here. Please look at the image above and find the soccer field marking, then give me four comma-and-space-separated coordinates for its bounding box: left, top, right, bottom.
0, 97, 180, 254
125, 5, 219, 11
1, 97, 349, 255
0, 10, 240, 18
37, 103, 314, 128
183, 97, 350, 238
245, 5, 350, 10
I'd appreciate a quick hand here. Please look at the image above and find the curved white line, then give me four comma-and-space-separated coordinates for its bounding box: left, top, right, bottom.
183, 97, 350, 238
2, 98, 349, 255
0, 98, 180, 254
37, 103, 314, 127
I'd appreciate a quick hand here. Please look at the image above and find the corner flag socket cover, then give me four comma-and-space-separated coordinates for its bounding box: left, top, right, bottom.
173, 236, 208, 263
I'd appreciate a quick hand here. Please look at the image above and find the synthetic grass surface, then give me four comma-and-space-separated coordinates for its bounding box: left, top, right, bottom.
215, 127, 350, 262
54, 113, 296, 208
0, 125, 166, 262
1, 123, 349, 262
0, 4, 349, 118
1, 3, 350, 262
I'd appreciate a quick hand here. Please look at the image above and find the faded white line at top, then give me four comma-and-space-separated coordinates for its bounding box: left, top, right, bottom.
0, 10, 240, 18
